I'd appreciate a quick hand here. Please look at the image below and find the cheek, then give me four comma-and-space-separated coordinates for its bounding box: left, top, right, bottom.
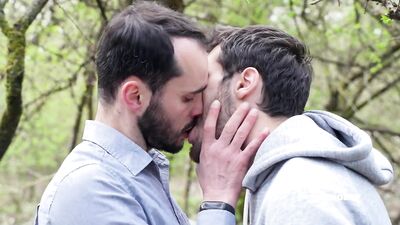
165, 99, 193, 123
162, 92, 188, 113
205, 74, 223, 105
204, 87, 219, 109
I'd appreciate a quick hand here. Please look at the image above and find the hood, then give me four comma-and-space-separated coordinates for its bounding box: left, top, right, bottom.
243, 110, 394, 192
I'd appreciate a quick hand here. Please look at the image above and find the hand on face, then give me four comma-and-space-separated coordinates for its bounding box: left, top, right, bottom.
196, 100, 269, 207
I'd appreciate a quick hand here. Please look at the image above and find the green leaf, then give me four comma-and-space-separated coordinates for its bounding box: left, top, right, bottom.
380, 15, 392, 25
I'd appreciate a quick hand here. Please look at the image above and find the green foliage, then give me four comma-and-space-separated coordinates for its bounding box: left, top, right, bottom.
381, 15, 393, 25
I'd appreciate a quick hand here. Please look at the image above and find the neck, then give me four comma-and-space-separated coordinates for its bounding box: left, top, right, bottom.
245, 112, 288, 146
95, 102, 148, 151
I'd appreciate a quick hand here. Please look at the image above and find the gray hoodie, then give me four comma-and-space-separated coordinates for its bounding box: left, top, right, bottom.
242, 110, 393, 225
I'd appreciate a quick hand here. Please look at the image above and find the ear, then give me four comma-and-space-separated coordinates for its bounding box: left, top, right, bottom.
120, 77, 151, 114
235, 67, 261, 100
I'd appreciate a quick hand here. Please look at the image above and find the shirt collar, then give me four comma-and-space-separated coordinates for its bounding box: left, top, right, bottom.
148, 149, 170, 169
82, 120, 153, 176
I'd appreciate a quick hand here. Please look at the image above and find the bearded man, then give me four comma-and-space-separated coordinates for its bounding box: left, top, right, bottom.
189, 26, 393, 225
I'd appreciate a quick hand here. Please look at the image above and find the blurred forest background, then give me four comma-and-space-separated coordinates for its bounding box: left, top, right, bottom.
0, 0, 399, 224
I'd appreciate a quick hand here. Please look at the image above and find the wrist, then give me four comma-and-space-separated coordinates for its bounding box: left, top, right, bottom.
202, 192, 238, 208
199, 201, 235, 215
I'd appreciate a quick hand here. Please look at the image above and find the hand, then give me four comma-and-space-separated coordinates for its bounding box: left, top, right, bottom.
196, 100, 269, 207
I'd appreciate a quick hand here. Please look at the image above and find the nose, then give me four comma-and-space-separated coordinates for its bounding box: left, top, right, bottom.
191, 94, 203, 117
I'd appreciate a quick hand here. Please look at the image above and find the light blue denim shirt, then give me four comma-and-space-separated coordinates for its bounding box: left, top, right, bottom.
35, 120, 235, 225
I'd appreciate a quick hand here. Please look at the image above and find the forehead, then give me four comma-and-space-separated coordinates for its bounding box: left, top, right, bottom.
167, 37, 208, 91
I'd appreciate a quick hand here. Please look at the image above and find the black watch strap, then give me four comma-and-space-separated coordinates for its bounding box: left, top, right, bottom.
199, 201, 235, 215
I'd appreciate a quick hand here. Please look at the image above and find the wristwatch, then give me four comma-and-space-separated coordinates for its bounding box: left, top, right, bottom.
199, 201, 235, 215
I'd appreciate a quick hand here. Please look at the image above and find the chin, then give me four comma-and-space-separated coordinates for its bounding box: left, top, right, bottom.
163, 142, 184, 154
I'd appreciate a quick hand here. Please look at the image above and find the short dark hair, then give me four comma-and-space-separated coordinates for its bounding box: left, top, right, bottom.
219, 25, 313, 117
206, 25, 239, 52
96, 1, 206, 103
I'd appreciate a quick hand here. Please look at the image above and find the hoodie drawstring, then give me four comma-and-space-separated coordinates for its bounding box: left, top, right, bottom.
243, 189, 251, 225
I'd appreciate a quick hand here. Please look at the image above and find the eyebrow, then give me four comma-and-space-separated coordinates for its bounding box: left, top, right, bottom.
189, 84, 207, 94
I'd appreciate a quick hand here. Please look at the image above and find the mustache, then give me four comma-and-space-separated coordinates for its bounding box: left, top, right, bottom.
182, 118, 198, 133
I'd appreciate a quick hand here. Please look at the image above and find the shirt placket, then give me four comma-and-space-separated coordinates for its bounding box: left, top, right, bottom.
154, 154, 190, 225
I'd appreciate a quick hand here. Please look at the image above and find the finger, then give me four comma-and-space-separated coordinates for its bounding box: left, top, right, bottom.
241, 128, 269, 164
202, 100, 221, 146
230, 108, 258, 149
218, 102, 251, 146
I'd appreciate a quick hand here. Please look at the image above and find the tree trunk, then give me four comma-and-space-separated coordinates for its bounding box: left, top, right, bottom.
0, 0, 49, 161
0, 29, 25, 160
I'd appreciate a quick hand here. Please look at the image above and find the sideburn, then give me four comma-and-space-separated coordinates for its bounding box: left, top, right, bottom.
215, 80, 235, 139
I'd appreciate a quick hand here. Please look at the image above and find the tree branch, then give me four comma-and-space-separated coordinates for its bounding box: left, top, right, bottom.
25, 83, 74, 110
301, 0, 319, 26
1, 0, 93, 162
356, 0, 400, 38
363, 127, 400, 137
24, 59, 89, 109
0, 0, 10, 35
354, 116, 400, 165
95, 0, 108, 23
348, 42, 400, 83
313, 55, 365, 69
70, 63, 96, 150
370, 132, 400, 166
289, 0, 305, 40
0, 31, 25, 160
347, 75, 400, 117
54, 0, 94, 45
349, 52, 400, 110
310, 0, 323, 5
18, 0, 49, 31
69, 84, 90, 151
87, 92, 94, 119
312, 0, 400, 20
369, 0, 400, 20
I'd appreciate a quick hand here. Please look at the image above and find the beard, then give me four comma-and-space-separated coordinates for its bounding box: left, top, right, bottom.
138, 94, 196, 154
189, 82, 235, 163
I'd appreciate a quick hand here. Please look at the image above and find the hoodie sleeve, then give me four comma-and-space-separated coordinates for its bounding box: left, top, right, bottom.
196, 209, 236, 225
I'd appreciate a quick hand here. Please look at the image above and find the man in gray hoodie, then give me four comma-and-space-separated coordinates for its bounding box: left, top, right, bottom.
188, 26, 393, 224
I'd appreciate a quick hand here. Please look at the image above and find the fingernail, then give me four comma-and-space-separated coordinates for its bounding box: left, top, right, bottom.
249, 108, 258, 116
211, 100, 220, 109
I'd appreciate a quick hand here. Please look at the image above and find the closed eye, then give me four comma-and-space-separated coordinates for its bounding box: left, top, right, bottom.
183, 95, 194, 103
